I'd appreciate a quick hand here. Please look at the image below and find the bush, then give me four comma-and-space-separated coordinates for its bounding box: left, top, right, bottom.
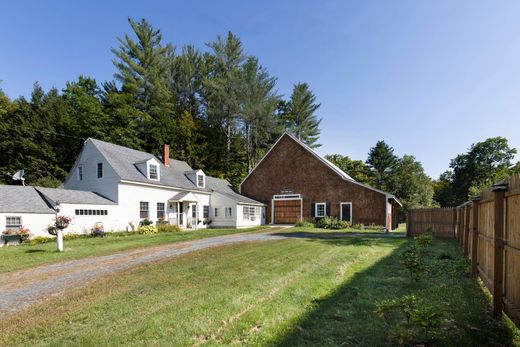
26, 236, 53, 244
416, 231, 434, 248
138, 225, 158, 235
157, 223, 181, 233
294, 220, 315, 228
63, 233, 84, 241
316, 216, 349, 229
139, 219, 153, 227
402, 245, 424, 283
90, 223, 105, 237
376, 294, 442, 345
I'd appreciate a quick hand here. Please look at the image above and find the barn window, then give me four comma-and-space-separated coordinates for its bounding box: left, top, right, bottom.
77, 166, 83, 181
97, 162, 103, 178
315, 202, 326, 218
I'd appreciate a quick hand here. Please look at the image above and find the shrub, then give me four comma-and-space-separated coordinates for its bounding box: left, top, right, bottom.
138, 225, 158, 235
316, 216, 349, 229
26, 236, 53, 244
402, 245, 424, 283
139, 219, 153, 227
63, 233, 83, 241
157, 223, 181, 233
294, 220, 315, 228
416, 231, 434, 248
90, 223, 105, 237
376, 294, 442, 345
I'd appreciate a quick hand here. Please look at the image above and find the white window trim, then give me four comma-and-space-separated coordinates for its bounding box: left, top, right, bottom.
148, 163, 160, 181
315, 202, 326, 218
77, 166, 83, 181
5, 216, 22, 230
340, 202, 353, 224
197, 174, 205, 188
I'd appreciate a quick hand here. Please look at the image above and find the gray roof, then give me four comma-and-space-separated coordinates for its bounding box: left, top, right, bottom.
89, 139, 211, 192
0, 185, 55, 214
206, 176, 264, 205
35, 187, 115, 205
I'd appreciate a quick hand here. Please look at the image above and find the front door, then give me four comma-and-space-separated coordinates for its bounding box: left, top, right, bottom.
340, 203, 352, 223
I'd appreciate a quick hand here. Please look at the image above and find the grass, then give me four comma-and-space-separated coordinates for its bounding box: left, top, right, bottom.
1, 229, 518, 346
0, 226, 267, 274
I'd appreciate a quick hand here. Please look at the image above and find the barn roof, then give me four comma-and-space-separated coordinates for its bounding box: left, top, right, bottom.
240, 132, 402, 206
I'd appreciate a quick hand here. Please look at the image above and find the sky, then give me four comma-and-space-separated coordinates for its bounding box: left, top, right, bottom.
2, 1, 520, 178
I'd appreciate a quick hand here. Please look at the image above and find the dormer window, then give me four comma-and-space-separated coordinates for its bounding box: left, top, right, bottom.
149, 164, 159, 180
197, 174, 204, 187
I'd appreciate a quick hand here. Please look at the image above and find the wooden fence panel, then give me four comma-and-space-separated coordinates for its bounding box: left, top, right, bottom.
406, 208, 455, 237
478, 199, 494, 291
504, 181, 520, 326
407, 173, 520, 328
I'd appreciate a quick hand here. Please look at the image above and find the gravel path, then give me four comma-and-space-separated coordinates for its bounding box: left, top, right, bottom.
0, 232, 285, 315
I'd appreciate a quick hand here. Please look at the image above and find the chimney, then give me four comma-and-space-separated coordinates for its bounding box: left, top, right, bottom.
162, 144, 170, 167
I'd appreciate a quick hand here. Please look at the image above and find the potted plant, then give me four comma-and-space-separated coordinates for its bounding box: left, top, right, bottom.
47, 215, 72, 252
1, 227, 30, 245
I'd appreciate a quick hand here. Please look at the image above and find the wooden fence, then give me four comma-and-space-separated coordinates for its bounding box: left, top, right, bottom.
407, 208, 456, 238
406, 173, 520, 328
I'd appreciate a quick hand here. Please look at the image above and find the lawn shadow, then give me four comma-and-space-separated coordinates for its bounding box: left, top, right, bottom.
24, 249, 47, 253
272, 237, 517, 347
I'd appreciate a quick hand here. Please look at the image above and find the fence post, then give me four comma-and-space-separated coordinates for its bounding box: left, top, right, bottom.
471, 197, 480, 277
464, 204, 471, 256
492, 182, 507, 316
452, 208, 457, 238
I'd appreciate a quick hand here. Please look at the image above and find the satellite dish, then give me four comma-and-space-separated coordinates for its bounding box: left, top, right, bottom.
7, 169, 26, 186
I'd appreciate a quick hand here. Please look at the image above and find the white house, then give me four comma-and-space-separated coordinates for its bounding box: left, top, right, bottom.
0, 138, 264, 238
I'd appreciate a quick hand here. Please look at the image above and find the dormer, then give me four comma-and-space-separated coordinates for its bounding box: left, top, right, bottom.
135, 158, 161, 181
186, 169, 205, 188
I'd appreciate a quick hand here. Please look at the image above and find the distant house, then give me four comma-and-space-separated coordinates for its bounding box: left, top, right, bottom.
240, 133, 401, 230
0, 139, 264, 238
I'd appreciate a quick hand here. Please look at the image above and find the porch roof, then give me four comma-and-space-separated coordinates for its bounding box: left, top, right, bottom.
168, 191, 199, 203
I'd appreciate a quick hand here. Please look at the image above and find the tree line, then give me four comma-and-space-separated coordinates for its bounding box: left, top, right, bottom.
0, 18, 322, 188
326, 136, 520, 212
1, 18, 518, 212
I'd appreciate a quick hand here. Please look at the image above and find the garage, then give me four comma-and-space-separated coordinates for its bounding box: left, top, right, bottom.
272, 195, 302, 224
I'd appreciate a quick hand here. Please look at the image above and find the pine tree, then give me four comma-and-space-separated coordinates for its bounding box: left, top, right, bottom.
366, 140, 398, 190
111, 18, 176, 153
284, 83, 322, 148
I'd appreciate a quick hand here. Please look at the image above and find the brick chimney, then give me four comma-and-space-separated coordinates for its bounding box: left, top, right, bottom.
162, 144, 170, 167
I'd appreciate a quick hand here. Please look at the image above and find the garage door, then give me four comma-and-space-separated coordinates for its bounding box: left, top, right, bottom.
273, 199, 302, 224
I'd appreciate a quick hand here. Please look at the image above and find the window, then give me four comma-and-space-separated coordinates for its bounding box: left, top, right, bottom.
157, 203, 165, 219
197, 174, 204, 187
225, 207, 232, 217
77, 166, 83, 181
203, 205, 209, 219
149, 164, 158, 180
192, 205, 197, 218
5, 216, 22, 230
140, 201, 149, 219
97, 162, 103, 178
243, 206, 259, 222
315, 202, 326, 218
214, 208, 219, 217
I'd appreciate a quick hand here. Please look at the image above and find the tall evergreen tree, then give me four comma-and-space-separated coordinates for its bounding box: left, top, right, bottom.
283, 82, 322, 148
240, 57, 281, 172
366, 140, 398, 190
111, 18, 176, 153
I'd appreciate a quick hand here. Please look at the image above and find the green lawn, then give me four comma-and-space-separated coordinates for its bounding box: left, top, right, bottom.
0, 226, 267, 273
1, 230, 518, 346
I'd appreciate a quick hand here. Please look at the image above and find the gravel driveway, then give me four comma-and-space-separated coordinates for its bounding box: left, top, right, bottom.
0, 232, 285, 316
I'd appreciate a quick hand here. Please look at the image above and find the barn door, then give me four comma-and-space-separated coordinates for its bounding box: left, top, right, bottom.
340, 202, 352, 223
